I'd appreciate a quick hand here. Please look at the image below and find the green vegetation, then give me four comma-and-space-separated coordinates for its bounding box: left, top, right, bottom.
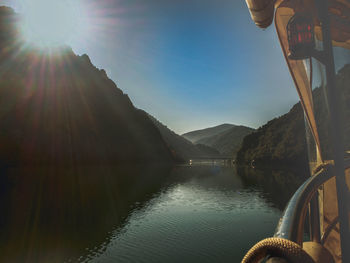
236, 102, 308, 169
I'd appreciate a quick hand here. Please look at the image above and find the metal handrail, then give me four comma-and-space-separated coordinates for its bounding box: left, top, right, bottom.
274, 164, 334, 245
274, 158, 350, 246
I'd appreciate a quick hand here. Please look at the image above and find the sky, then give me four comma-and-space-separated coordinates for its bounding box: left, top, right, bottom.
1, 0, 299, 134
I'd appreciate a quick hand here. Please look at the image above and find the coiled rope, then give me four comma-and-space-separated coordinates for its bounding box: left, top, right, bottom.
241, 237, 315, 263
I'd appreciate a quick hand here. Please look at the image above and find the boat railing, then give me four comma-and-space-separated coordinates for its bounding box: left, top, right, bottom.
274, 159, 350, 246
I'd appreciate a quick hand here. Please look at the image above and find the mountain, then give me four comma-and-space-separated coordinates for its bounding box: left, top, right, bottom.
236, 103, 308, 169
182, 124, 255, 158
182, 124, 235, 143
197, 126, 256, 157
148, 115, 220, 161
236, 64, 350, 171
0, 7, 173, 166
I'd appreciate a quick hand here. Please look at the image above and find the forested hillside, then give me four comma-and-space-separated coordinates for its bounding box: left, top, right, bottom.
236, 103, 308, 169
237, 63, 350, 171
0, 7, 173, 166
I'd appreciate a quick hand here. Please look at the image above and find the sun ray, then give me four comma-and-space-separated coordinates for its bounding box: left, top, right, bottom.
19, 0, 89, 49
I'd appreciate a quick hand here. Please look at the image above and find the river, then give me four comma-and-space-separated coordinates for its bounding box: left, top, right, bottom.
0, 164, 305, 262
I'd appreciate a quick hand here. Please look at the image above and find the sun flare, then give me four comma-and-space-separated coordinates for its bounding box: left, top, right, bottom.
20, 0, 87, 48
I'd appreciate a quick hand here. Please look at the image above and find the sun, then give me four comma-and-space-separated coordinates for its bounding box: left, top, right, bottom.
20, 0, 85, 48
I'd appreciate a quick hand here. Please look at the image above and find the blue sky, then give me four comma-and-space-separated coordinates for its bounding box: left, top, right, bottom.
2, 0, 299, 134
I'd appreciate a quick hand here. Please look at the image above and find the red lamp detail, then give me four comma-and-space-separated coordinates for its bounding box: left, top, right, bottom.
287, 13, 315, 60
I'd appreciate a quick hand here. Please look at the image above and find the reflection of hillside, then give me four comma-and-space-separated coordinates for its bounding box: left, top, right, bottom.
170, 165, 244, 191
236, 166, 306, 210
0, 165, 172, 263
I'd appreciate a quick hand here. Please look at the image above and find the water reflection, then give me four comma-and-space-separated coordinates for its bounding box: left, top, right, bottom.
0, 165, 303, 263
236, 166, 306, 210
84, 166, 297, 263
0, 165, 173, 263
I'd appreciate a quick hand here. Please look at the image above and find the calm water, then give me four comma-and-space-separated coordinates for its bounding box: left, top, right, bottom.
0, 164, 304, 263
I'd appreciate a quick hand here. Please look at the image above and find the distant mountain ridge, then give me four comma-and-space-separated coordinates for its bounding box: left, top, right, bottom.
182, 124, 255, 158
199, 126, 256, 157
149, 115, 220, 161
182, 124, 235, 143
